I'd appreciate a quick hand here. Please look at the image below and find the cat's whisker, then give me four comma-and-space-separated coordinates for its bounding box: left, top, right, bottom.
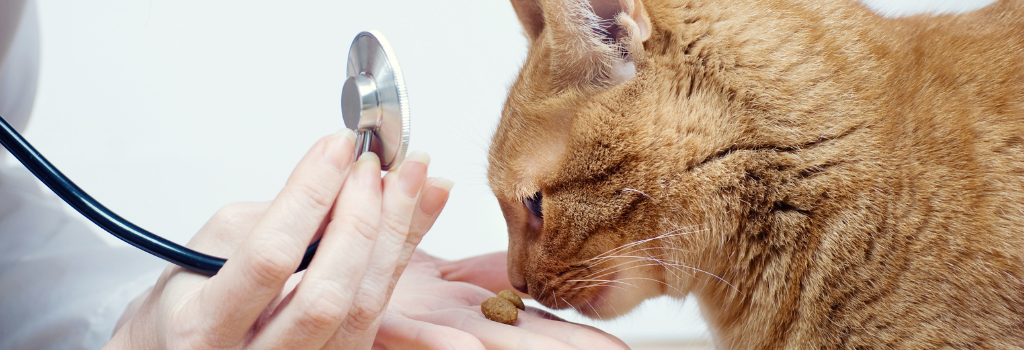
581, 249, 694, 277
623, 246, 693, 258
552, 289, 562, 309
660, 261, 739, 293
622, 187, 657, 202
579, 258, 673, 282
573, 281, 634, 291
580, 249, 692, 275
616, 276, 689, 296
561, 296, 584, 315
578, 256, 668, 280
584, 226, 706, 262
568, 279, 634, 292
636, 247, 691, 295
579, 248, 694, 276
580, 254, 740, 294
585, 245, 693, 266
582, 261, 669, 283
584, 299, 600, 317
591, 226, 699, 257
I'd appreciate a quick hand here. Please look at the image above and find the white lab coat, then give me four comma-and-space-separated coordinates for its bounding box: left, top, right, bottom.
0, 1, 164, 348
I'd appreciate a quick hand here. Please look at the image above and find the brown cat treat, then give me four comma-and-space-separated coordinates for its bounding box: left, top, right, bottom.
489, 0, 1024, 348
482, 296, 518, 324
497, 289, 526, 310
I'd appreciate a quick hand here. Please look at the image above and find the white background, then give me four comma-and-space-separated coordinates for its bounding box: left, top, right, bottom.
16, 0, 995, 345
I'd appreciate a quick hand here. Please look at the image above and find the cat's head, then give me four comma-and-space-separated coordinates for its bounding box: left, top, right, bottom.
488, 0, 859, 318
488, 0, 698, 319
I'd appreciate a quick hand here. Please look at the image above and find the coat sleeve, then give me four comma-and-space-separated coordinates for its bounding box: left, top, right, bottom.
0, 2, 166, 349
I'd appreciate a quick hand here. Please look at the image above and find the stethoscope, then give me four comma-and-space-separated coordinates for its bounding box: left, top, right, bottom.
0, 31, 410, 276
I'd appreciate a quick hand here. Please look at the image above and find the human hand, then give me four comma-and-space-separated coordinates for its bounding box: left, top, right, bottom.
435, 250, 522, 297
371, 250, 631, 350
105, 129, 453, 349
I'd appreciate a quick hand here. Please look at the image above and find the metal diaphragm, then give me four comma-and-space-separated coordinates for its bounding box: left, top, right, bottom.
340, 31, 410, 171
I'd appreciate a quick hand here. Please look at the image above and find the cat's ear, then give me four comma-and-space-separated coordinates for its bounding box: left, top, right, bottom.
593, 0, 651, 43
511, 0, 546, 42
545, 0, 653, 87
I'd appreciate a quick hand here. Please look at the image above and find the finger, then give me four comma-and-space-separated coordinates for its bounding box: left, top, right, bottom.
380, 176, 453, 295
412, 308, 579, 350
438, 251, 526, 297
164, 201, 276, 300
186, 201, 272, 256
195, 129, 357, 340
323, 151, 432, 348
373, 314, 485, 350
249, 152, 384, 349
406, 176, 454, 249
396, 176, 453, 267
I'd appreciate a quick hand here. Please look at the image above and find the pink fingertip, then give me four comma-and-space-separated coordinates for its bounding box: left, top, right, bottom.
324, 129, 357, 171
419, 178, 453, 216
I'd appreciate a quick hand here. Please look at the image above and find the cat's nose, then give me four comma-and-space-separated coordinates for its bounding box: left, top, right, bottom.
512, 280, 529, 295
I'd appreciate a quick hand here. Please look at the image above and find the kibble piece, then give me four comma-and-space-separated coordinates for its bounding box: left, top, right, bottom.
497, 289, 526, 310
481, 296, 518, 324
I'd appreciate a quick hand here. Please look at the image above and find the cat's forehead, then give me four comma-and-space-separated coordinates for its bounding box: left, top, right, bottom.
491, 86, 644, 201
489, 91, 573, 199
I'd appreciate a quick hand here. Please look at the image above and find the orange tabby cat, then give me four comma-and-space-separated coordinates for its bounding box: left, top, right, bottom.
487, 0, 1024, 348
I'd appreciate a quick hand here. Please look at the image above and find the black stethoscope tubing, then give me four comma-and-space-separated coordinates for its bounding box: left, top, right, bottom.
0, 114, 318, 276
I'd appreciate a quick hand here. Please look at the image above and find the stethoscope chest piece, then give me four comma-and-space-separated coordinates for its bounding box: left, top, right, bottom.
341, 31, 409, 171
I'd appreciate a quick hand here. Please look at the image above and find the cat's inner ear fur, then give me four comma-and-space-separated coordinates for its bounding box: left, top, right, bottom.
545, 0, 652, 88
511, 0, 545, 42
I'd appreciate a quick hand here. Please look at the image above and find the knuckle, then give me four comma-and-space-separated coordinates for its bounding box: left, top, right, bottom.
244, 241, 297, 289
339, 211, 380, 242
295, 285, 350, 331
214, 201, 248, 218
340, 293, 386, 334
291, 180, 337, 213
381, 210, 413, 239
211, 201, 259, 228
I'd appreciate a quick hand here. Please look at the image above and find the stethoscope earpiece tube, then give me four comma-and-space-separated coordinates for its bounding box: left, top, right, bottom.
0, 114, 319, 276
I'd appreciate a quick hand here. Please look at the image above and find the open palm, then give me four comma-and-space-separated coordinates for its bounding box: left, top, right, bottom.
373, 250, 630, 350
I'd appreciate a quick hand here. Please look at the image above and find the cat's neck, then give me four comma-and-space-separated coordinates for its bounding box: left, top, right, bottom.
641, 0, 1024, 348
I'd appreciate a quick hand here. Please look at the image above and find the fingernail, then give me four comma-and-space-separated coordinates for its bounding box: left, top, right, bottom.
324, 129, 357, 171
354, 152, 381, 189
398, 151, 430, 199
337, 128, 357, 142
419, 177, 453, 216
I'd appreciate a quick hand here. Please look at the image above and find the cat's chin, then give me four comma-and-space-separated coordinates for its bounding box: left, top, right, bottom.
573, 283, 650, 320
535, 271, 658, 320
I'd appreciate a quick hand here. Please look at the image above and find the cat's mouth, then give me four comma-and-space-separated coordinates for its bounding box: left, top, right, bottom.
529, 255, 664, 320
532, 270, 618, 318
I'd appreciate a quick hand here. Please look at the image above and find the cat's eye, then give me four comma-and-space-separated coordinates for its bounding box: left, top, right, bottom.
524, 191, 543, 218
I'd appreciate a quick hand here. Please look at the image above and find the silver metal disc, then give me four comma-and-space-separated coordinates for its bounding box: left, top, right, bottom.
342, 31, 410, 170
